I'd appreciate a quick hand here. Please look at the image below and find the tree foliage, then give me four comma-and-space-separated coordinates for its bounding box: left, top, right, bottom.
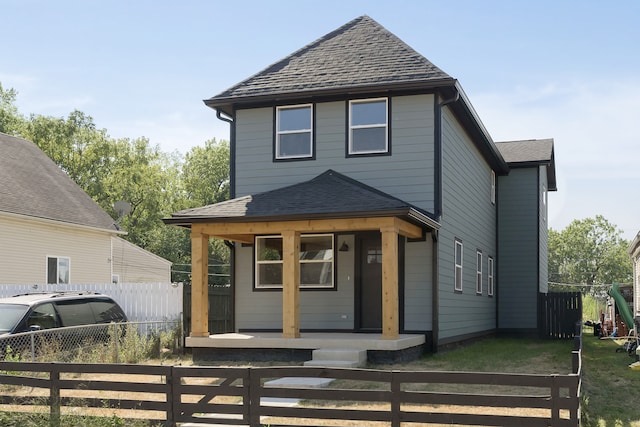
0, 82, 231, 279
548, 215, 632, 291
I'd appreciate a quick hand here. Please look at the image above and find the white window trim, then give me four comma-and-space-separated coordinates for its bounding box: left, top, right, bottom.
255, 234, 334, 289
488, 256, 494, 296
46, 256, 70, 284
476, 250, 483, 295
454, 240, 463, 292
275, 104, 313, 160
348, 98, 388, 155
542, 183, 547, 222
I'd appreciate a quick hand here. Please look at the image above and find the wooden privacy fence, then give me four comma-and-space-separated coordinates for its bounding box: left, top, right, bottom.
0, 282, 183, 322
0, 356, 582, 427
539, 291, 583, 339
183, 283, 233, 335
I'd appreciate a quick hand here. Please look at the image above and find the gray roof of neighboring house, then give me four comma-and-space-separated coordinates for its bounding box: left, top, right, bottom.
0, 132, 121, 232
164, 169, 439, 230
495, 138, 557, 191
205, 15, 454, 113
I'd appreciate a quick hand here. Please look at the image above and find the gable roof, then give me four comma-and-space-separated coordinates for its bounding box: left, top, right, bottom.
495, 138, 557, 191
0, 132, 122, 232
205, 15, 454, 113
164, 169, 439, 230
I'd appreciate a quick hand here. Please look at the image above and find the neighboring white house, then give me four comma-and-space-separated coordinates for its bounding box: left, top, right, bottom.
111, 236, 172, 284
0, 132, 172, 285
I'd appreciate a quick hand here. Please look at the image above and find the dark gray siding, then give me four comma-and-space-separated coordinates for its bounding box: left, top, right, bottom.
497, 168, 539, 329
234, 95, 436, 211
233, 95, 437, 331
404, 238, 433, 331
437, 108, 497, 343
539, 166, 549, 294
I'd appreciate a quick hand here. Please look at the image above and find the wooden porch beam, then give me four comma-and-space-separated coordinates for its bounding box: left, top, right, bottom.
190, 231, 210, 337
192, 216, 423, 239
381, 225, 399, 340
281, 230, 300, 338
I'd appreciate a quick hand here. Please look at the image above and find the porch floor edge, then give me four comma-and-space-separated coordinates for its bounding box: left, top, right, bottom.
186, 332, 425, 351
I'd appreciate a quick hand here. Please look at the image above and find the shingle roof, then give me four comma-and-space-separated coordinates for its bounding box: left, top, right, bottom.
164, 169, 438, 229
0, 132, 121, 231
495, 139, 557, 190
205, 15, 454, 112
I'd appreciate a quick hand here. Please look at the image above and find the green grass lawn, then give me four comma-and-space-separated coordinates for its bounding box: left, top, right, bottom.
580, 330, 640, 427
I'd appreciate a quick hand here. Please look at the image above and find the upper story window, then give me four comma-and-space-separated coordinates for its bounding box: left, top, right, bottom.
255, 234, 334, 289
275, 104, 313, 160
47, 256, 70, 284
348, 98, 388, 155
454, 239, 463, 292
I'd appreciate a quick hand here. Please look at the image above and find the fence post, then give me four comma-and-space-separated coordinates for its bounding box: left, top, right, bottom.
50, 365, 60, 427
390, 371, 400, 427
249, 368, 261, 426
30, 334, 36, 362
165, 366, 176, 427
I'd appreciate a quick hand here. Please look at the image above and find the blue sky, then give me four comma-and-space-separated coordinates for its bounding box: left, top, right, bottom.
3, 1, 640, 239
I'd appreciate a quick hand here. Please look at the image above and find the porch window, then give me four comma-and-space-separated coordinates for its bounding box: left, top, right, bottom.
255, 234, 334, 289
488, 256, 494, 296
476, 251, 483, 295
47, 256, 70, 284
348, 98, 388, 155
454, 240, 463, 292
275, 104, 313, 160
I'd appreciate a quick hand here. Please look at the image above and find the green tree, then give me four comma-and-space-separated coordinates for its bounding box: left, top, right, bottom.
0, 83, 26, 135
182, 138, 230, 207
548, 215, 632, 291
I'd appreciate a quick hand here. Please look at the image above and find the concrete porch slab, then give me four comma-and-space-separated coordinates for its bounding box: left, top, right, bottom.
186, 332, 425, 351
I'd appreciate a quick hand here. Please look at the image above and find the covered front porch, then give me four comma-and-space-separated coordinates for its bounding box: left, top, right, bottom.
163, 170, 440, 361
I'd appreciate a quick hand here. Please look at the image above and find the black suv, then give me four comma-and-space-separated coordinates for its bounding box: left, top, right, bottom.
0, 292, 127, 335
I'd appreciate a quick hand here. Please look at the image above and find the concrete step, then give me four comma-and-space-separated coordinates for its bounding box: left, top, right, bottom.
303, 348, 367, 368
316, 348, 367, 364
303, 359, 361, 368
264, 376, 334, 388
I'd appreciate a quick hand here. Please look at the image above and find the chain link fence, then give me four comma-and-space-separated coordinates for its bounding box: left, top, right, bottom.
0, 321, 182, 363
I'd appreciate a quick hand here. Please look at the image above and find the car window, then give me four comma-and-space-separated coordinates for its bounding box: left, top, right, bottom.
54, 300, 96, 326
26, 302, 59, 330
90, 299, 126, 323
0, 304, 29, 333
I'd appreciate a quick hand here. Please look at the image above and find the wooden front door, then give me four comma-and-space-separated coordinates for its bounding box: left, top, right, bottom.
357, 233, 383, 331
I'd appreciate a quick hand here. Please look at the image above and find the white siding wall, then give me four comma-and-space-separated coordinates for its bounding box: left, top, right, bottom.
111, 237, 172, 284
0, 215, 112, 284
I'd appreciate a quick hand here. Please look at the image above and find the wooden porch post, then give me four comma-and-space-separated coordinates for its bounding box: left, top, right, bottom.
282, 230, 300, 338
190, 231, 210, 337
381, 226, 399, 339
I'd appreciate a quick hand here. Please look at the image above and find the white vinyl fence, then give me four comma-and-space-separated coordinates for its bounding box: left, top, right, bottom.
0, 283, 183, 322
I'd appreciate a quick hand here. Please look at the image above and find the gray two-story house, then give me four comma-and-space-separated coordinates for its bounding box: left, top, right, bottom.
164, 16, 556, 362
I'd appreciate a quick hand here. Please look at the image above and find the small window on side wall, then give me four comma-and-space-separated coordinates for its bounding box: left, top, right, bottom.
454, 240, 463, 292
488, 256, 494, 296
348, 98, 388, 155
275, 104, 313, 160
47, 256, 70, 284
476, 251, 483, 295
